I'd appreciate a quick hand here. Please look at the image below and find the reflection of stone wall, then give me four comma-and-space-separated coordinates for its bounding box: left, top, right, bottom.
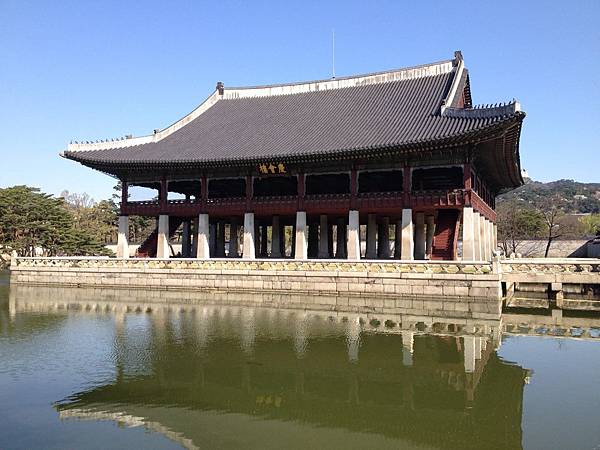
10, 257, 502, 320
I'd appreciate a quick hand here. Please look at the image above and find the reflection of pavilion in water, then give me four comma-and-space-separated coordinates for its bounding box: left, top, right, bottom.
4, 288, 533, 450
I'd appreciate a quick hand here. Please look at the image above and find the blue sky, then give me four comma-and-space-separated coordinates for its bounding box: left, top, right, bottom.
1, 0, 598, 201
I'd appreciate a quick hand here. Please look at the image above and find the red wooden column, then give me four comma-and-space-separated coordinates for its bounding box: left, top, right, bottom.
201, 175, 208, 209
245, 175, 253, 210
297, 172, 305, 210
463, 163, 472, 206
403, 166, 411, 205
120, 181, 128, 214
350, 167, 358, 210
159, 176, 168, 210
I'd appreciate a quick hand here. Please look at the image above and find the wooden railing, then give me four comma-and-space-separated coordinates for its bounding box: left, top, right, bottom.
120, 189, 491, 217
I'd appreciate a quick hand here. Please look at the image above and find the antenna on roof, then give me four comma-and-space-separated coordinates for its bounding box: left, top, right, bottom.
332, 29, 336, 79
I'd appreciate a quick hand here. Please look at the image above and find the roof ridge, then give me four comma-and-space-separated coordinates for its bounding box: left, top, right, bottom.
442, 101, 522, 119
223, 59, 456, 100
226, 58, 455, 91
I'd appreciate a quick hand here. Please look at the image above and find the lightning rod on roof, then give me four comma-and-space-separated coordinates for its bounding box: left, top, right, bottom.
332, 29, 336, 79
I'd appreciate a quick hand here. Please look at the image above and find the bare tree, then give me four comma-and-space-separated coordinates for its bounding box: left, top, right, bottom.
537, 194, 573, 257
496, 199, 545, 256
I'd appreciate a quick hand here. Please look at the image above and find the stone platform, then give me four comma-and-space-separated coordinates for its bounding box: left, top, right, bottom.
9, 257, 502, 320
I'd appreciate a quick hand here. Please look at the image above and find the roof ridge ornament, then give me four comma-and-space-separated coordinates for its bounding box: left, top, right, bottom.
440, 50, 465, 115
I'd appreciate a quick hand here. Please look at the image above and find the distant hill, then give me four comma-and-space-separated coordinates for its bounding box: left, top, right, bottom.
498, 179, 600, 214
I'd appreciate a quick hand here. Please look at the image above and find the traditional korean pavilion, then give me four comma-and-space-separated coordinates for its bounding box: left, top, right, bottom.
63, 51, 525, 261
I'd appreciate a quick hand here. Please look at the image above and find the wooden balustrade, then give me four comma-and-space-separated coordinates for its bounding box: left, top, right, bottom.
121, 189, 493, 218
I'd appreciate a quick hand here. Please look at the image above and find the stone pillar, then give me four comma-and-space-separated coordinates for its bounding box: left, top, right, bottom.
271, 215, 282, 258
366, 214, 377, 259
486, 220, 492, 258
215, 221, 226, 257
394, 220, 402, 259
294, 211, 308, 260
462, 207, 475, 260
195, 214, 210, 259
473, 212, 482, 260
191, 217, 199, 257
336, 217, 347, 259
490, 220, 496, 258
480, 215, 489, 261
260, 225, 268, 257
181, 220, 191, 257
117, 215, 129, 258
401, 209, 414, 260
425, 215, 435, 258
414, 212, 426, 260
378, 217, 390, 258
229, 219, 239, 258
254, 222, 260, 256
493, 222, 498, 255
347, 211, 360, 260
156, 214, 170, 259
243, 213, 255, 259
291, 223, 297, 258
209, 222, 217, 256
317, 215, 329, 258
308, 222, 318, 258
281, 223, 287, 257
328, 223, 334, 258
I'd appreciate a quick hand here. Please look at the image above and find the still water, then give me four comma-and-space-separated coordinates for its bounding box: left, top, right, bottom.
1, 274, 600, 450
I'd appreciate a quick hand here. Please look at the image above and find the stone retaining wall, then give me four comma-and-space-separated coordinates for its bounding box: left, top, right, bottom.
9, 257, 502, 320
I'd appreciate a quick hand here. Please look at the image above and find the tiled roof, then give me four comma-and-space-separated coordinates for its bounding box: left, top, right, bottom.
63, 54, 524, 171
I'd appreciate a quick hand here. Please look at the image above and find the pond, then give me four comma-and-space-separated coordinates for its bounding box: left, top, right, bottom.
1, 272, 599, 450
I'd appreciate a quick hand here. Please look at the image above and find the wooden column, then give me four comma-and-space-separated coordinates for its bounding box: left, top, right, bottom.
297, 173, 305, 211
201, 175, 208, 208
245, 175, 253, 209
159, 176, 168, 209
403, 166, 411, 205
463, 163, 472, 206
350, 167, 358, 210
120, 181, 128, 214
